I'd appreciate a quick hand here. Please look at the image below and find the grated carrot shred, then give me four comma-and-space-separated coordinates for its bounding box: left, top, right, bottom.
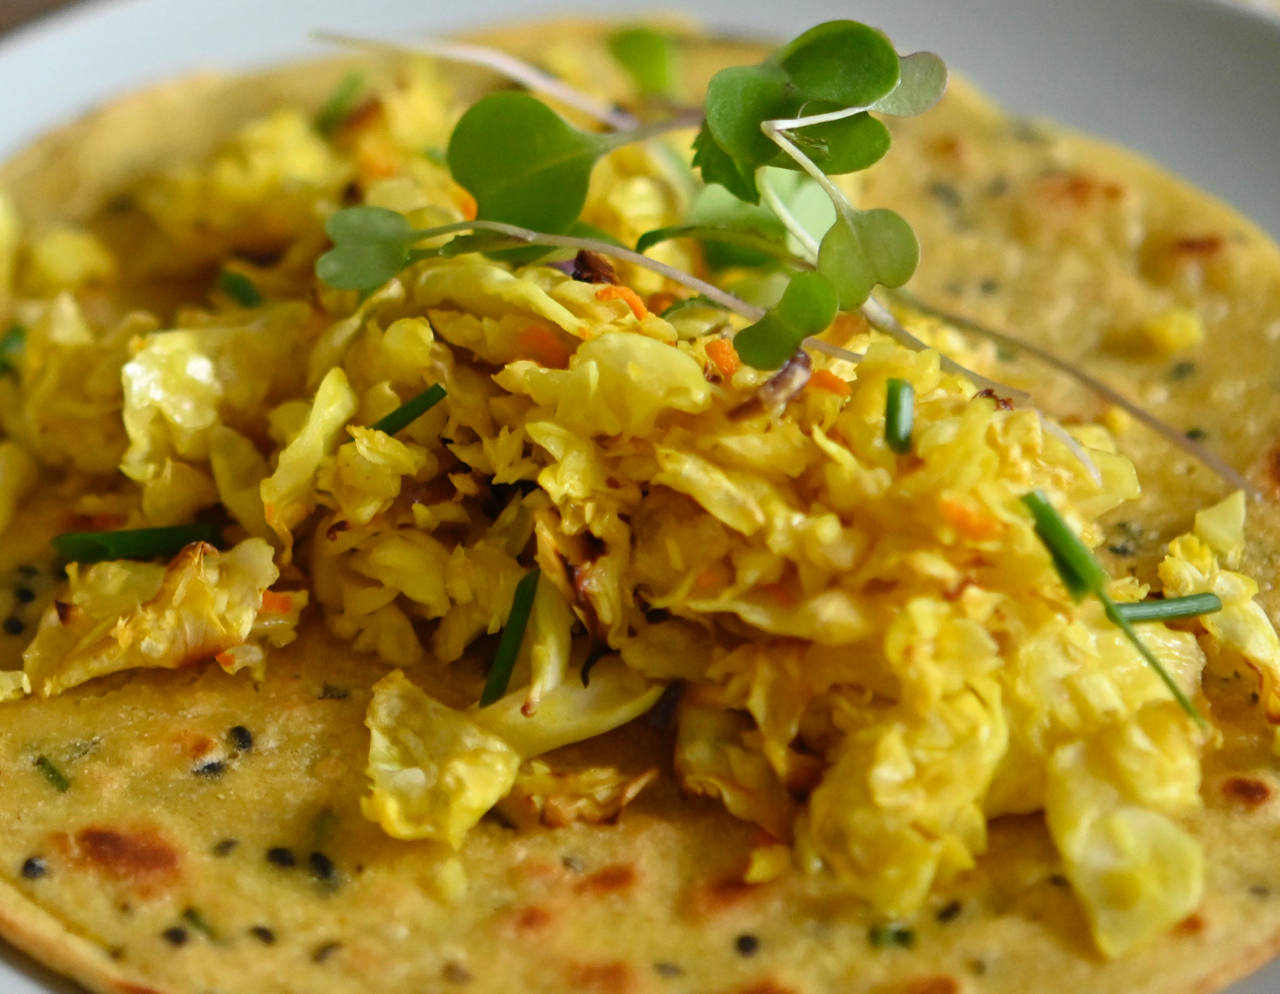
595, 285, 648, 320
516, 326, 572, 369
705, 339, 740, 378
938, 497, 1002, 540
808, 369, 851, 396
260, 590, 294, 615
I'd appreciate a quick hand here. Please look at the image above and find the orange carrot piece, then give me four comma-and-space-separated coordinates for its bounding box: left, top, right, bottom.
939, 497, 1002, 540
647, 291, 679, 315
705, 339, 741, 378
808, 369, 851, 396
260, 590, 294, 615
596, 285, 648, 320
517, 326, 572, 369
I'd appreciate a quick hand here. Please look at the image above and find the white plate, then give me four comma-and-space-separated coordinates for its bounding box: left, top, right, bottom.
2, 1, 1279, 992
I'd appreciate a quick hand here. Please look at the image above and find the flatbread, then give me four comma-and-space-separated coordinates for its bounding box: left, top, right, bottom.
3, 20, 1280, 994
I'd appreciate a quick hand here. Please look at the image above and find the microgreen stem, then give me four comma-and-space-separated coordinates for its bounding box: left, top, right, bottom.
1114, 593, 1223, 623
861, 296, 1030, 403
761, 122, 854, 221
890, 289, 1260, 497
803, 337, 864, 364
768, 104, 873, 131
413, 220, 765, 320
314, 32, 639, 131
756, 167, 820, 263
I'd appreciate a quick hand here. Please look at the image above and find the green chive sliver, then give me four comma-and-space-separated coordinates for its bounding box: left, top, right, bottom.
885, 378, 914, 455
182, 907, 218, 939
480, 568, 541, 707
316, 70, 365, 136
35, 755, 70, 792
1020, 490, 1108, 602
349, 383, 447, 444
217, 270, 262, 308
1020, 489, 1203, 726
1113, 593, 1223, 623
0, 323, 26, 375
52, 522, 225, 565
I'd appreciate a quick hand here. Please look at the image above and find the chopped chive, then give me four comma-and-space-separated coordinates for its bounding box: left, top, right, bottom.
316, 70, 365, 136
868, 924, 915, 949
52, 522, 225, 565
1021, 490, 1204, 725
480, 568, 540, 707
1113, 593, 1223, 623
216, 270, 262, 308
1019, 490, 1108, 602
182, 907, 217, 940
884, 378, 914, 454
0, 323, 25, 375
34, 756, 70, 792
347, 383, 447, 444
1102, 592, 1205, 727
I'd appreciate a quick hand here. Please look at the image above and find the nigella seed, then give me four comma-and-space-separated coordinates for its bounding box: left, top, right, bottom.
654, 962, 683, 978
162, 927, 189, 947
936, 900, 963, 924
14, 587, 34, 603
267, 847, 297, 869
21, 857, 47, 880
228, 726, 253, 751
194, 760, 225, 778
318, 684, 348, 700
3, 617, 23, 635
734, 934, 759, 957
312, 941, 342, 964
212, 838, 238, 857
309, 852, 336, 881
561, 855, 586, 873
250, 926, 276, 945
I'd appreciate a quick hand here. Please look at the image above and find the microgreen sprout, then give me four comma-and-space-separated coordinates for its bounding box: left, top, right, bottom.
52, 522, 226, 565
609, 27, 681, 100
1020, 490, 1204, 725
885, 378, 914, 454
481, 568, 541, 707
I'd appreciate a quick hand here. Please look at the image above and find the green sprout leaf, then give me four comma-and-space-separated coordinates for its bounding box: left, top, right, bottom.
817, 208, 919, 309
773, 20, 900, 107
609, 27, 681, 99
734, 270, 838, 369
0, 323, 26, 375
704, 64, 796, 169
872, 51, 948, 117
316, 70, 366, 136
770, 107, 891, 175
447, 92, 610, 234
316, 206, 422, 291
692, 123, 761, 204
